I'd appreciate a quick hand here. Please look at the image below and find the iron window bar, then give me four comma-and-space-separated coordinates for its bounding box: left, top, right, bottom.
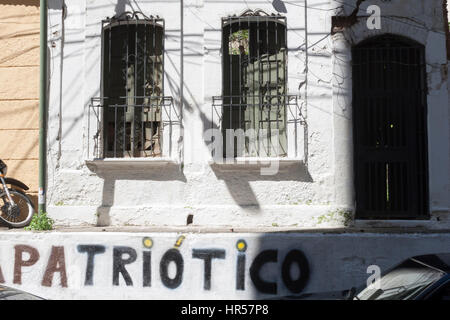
212, 94, 302, 158
215, 10, 293, 158
92, 12, 171, 159
88, 96, 175, 159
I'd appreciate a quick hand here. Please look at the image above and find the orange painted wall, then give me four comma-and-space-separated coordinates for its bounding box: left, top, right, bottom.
0, 0, 40, 207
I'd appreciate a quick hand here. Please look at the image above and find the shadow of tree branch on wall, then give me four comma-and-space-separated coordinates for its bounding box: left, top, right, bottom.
210, 161, 313, 210
87, 163, 187, 226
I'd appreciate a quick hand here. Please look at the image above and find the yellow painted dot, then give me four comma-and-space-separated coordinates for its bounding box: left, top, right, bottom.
236, 240, 247, 252
143, 237, 153, 249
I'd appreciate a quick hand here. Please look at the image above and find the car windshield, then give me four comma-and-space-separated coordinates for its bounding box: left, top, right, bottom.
356, 259, 445, 300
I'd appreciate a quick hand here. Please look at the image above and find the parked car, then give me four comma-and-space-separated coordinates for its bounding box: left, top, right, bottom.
278, 253, 450, 300
0, 285, 44, 300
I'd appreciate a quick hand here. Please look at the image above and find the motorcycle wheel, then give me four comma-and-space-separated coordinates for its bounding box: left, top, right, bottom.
0, 189, 34, 228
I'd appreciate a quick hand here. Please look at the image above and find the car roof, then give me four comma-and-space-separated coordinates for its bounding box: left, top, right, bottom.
0, 285, 44, 300
410, 253, 450, 273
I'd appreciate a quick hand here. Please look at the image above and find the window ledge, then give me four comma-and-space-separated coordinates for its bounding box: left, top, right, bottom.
209, 158, 304, 171
85, 158, 179, 172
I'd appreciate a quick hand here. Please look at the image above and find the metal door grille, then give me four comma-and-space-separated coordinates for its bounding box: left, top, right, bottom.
352, 35, 428, 219
94, 12, 169, 158
218, 10, 288, 158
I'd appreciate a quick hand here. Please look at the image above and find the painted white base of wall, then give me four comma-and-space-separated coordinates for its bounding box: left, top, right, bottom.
46, 205, 450, 230
48, 205, 350, 227
0, 231, 448, 300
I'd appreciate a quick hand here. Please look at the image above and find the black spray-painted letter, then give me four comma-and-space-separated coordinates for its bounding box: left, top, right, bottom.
281, 249, 310, 294
77, 245, 106, 286
249, 250, 278, 295
160, 249, 184, 289
113, 246, 137, 286
192, 249, 225, 290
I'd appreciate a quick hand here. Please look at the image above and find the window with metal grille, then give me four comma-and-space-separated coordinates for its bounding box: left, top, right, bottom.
89, 12, 172, 159
214, 10, 293, 158
352, 34, 429, 219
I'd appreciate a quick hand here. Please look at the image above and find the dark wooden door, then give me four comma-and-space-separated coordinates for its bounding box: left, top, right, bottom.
352, 35, 428, 219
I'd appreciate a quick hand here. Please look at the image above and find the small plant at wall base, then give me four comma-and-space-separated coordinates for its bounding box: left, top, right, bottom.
316, 209, 354, 227
24, 211, 54, 231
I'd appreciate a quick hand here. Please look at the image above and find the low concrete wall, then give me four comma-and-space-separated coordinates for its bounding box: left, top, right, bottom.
0, 231, 449, 300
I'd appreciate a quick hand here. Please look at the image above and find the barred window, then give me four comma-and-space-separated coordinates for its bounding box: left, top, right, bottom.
218, 11, 289, 158
90, 12, 172, 159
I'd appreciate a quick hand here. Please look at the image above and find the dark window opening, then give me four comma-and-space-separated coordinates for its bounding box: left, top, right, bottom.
101, 13, 165, 158
352, 34, 429, 219
221, 12, 288, 158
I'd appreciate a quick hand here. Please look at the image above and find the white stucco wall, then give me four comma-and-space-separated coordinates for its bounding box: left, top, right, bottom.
1, 231, 449, 300
45, 0, 450, 228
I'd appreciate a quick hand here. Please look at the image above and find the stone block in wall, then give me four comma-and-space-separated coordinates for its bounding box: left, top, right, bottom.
0, 2, 40, 67
4, 159, 38, 193
0, 22, 39, 42
0, 3, 39, 25
0, 66, 38, 100
0, 129, 39, 159
0, 36, 39, 67
0, 100, 38, 129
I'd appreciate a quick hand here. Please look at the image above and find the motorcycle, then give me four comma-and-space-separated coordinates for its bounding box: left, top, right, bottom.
0, 160, 34, 228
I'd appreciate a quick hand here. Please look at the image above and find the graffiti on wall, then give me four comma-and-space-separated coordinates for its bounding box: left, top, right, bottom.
0, 237, 311, 295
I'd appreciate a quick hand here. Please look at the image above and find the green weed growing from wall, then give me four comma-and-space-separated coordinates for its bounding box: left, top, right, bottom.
24, 211, 54, 231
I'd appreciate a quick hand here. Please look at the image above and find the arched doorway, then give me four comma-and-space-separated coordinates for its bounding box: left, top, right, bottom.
352, 34, 429, 219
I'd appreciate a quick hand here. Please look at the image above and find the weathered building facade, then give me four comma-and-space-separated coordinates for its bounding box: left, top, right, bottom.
1, 0, 449, 300
45, 0, 450, 229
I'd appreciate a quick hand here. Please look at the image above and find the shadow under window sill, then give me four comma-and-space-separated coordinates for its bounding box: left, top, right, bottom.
85, 158, 179, 172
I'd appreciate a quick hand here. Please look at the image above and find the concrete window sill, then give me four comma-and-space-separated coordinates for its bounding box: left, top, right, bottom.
209, 158, 304, 171
85, 158, 179, 172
